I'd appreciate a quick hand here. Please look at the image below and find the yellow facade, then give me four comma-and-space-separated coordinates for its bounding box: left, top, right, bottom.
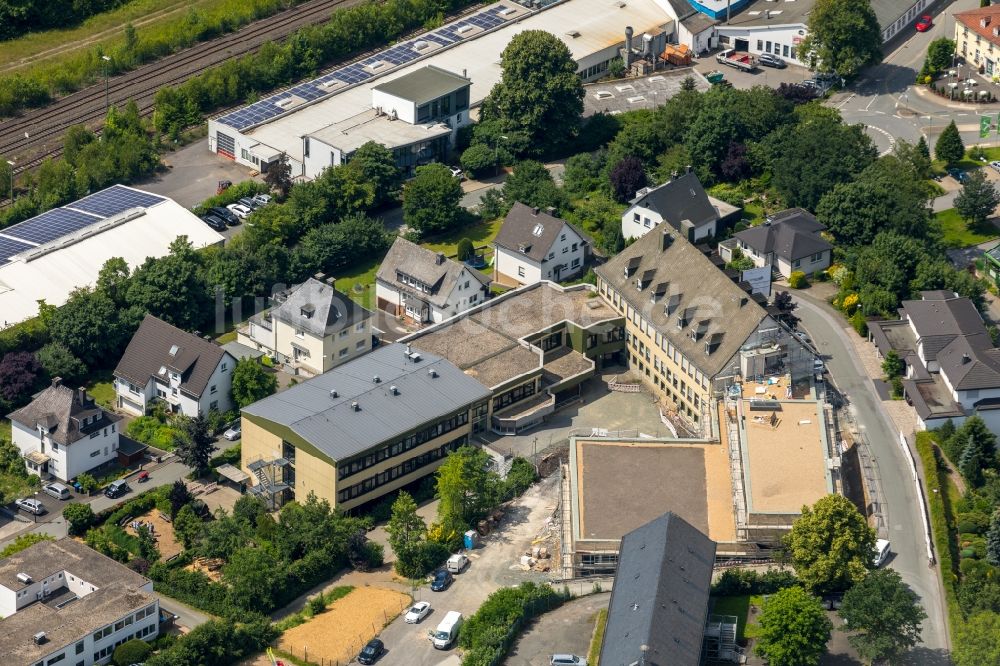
273, 316, 371, 375
955, 18, 1000, 77
599, 278, 710, 426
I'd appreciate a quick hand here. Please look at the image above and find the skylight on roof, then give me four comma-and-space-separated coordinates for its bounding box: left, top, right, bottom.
169, 345, 179, 357
532, 223, 544, 237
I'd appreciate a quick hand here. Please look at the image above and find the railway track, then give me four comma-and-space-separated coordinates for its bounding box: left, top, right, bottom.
0, 0, 364, 172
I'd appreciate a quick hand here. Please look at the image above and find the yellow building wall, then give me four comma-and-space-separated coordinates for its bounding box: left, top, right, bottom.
294, 444, 338, 506
240, 416, 285, 479
955, 21, 1000, 72
599, 278, 710, 425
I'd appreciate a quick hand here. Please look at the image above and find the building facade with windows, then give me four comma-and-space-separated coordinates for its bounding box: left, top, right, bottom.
375, 237, 490, 325
240, 344, 492, 511
493, 203, 589, 287
238, 277, 373, 376
114, 315, 236, 417
0, 538, 159, 666
595, 226, 811, 434
718, 208, 832, 278
955, 7, 1000, 80
620, 171, 740, 242
8, 379, 122, 483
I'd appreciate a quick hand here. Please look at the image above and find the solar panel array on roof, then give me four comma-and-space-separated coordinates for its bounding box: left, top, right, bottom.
66, 184, 166, 218
4, 207, 102, 246
0, 236, 35, 267
215, 5, 514, 132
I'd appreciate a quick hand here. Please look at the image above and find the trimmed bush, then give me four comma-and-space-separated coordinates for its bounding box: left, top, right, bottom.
711, 567, 799, 596
113, 639, 151, 666
788, 271, 808, 289
850, 310, 869, 337
64, 503, 96, 536
459, 582, 566, 665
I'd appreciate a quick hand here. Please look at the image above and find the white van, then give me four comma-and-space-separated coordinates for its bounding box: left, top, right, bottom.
446, 553, 468, 573
431, 611, 463, 649
43, 483, 71, 500
873, 539, 891, 567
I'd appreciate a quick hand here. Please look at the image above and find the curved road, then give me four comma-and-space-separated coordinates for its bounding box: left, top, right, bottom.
794, 293, 950, 663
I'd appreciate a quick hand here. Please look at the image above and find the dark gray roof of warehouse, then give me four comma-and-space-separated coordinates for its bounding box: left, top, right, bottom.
599, 512, 716, 666
241, 343, 491, 461
372, 65, 470, 106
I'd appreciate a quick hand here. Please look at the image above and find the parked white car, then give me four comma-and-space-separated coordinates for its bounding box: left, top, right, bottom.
15, 498, 45, 515
990, 160, 1000, 172
223, 423, 241, 441
252, 193, 273, 206
226, 203, 252, 219
404, 601, 431, 623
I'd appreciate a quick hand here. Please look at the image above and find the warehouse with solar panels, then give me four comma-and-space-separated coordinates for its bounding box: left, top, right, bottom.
0, 185, 224, 329
207, 0, 674, 180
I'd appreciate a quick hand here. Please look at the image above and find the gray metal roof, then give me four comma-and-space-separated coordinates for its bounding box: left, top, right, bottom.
628, 172, 719, 234
372, 65, 470, 106
734, 208, 831, 262
241, 343, 491, 462
599, 512, 716, 666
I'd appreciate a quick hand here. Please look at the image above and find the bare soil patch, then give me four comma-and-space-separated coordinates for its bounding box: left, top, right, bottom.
124, 508, 183, 560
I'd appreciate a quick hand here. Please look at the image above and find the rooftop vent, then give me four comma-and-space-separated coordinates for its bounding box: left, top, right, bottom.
594, 91, 614, 100
16, 572, 32, 584
961, 353, 972, 365
351, 401, 360, 412
390, 385, 399, 395
32, 632, 46, 645
566, 29, 581, 38
428, 368, 439, 378
373, 375, 381, 383
275, 97, 296, 109
329, 389, 338, 399
457, 24, 475, 34
414, 40, 431, 50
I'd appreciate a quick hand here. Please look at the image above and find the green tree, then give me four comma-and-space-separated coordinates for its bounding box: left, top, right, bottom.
479, 30, 584, 156
173, 504, 203, 550
926, 38, 956, 74
799, 0, 882, 77
96, 256, 131, 306
0, 533, 54, 558
223, 546, 283, 613
36, 343, 87, 384
987, 510, 1000, 566
435, 446, 500, 540
387, 491, 431, 576
881, 350, 904, 379
784, 494, 877, 594
175, 416, 214, 475
953, 611, 1000, 666
456, 238, 475, 262
49, 287, 135, 368
751, 586, 832, 666
231, 358, 277, 408
113, 639, 152, 666
460, 143, 498, 178
169, 478, 194, 519
403, 163, 463, 236
126, 237, 212, 331
838, 569, 926, 663
296, 213, 390, 275
936, 120, 965, 165
63, 503, 95, 536
264, 152, 293, 198
955, 169, 1000, 229
501, 160, 566, 213
350, 141, 401, 207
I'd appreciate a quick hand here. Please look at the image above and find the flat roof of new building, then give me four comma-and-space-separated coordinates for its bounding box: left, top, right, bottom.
740, 398, 832, 514
401, 282, 621, 389
723, 0, 814, 28
372, 65, 470, 105
0, 539, 154, 663
241, 343, 492, 462
570, 438, 737, 546
310, 109, 453, 153
225, 0, 671, 163
583, 69, 711, 116
0, 185, 223, 329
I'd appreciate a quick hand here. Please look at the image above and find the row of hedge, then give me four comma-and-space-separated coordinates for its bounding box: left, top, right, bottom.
711, 567, 800, 597
915, 432, 964, 634
459, 582, 568, 666
145, 617, 278, 666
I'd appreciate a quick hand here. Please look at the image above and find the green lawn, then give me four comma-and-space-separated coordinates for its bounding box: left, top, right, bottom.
0, 419, 10, 441
84, 369, 117, 410
587, 608, 608, 665
935, 208, 999, 248
215, 330, 238, 344
335, 256, 382, 310
711, 595, 751, 642
742, 201, 766, 227
420, 217, 504, 257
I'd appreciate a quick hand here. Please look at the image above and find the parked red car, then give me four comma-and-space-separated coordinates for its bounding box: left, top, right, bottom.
916, 15, 933, 32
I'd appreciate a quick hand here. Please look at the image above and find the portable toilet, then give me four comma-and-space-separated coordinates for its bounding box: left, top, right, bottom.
463, 530, 478, 549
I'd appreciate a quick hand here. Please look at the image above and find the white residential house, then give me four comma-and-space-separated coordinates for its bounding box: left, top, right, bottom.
238, 277, 373, 376
718, 208, 833, 278
621, 171, 741, 241
114, 314, 236, 417
493, 203, 589, 287
0, 538, 159, 666
7, 379, 122, 482
375, 237, 490, 325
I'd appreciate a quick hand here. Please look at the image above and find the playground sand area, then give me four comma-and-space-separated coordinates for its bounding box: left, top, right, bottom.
124, 508, 184, 560
278, 586, 411, 665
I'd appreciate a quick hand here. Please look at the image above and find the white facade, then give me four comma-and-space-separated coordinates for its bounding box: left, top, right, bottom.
11, 419, 119, 483
376, 267, 486, 324
115, 354, 235, 418
716, 24, 809, 66
495, 226, 588, 287
622, 204, 717, 242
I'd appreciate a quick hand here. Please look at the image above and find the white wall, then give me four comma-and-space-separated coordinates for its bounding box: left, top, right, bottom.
716, 24, 808, 66
776, 250, 830, 278
0, 584, 15, 617
440, 268, 488, 315
116, 377, 151, 416
540, 227, 587, 282
12, 417, 120, 482
372, 89, 417, 124
303, 136, 342, 180
198, 353, 235, 415
622, 204, 716, 242
495, 249, 542, 285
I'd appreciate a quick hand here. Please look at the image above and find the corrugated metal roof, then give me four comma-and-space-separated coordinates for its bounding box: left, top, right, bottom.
241, 344, 491, 461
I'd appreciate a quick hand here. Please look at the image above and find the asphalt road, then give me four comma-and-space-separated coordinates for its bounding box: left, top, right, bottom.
504, 593, 609, 666
793, 294, 950, 663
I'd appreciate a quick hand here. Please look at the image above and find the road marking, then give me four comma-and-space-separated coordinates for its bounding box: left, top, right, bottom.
865, 96, 878, 111
836, 93, 856, 109
866, 124, 897, 156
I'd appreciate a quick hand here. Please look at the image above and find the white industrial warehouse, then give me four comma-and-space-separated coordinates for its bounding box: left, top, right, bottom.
0, 185, 224, 329
208, 0, 675, 180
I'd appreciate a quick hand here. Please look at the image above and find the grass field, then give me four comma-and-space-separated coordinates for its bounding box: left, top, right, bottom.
935, 208, 999, 248
711, 595, 751, 642
421, 217, 503, 257
0, 0, 235, 71
335, 256, 383, 310
84, 369, 118, 410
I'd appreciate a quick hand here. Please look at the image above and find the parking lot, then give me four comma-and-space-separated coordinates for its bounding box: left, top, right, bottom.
504, 593, 610, 666
690, 53, 814, 91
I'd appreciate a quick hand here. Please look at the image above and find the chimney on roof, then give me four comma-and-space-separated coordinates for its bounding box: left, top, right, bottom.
962, 353, 972, 364
390, 385, 399, 395
351, 401, 360, 411
463, 68, 467, 78
545, 206, 556, 215
685, 165, 692, 174
77, 387, 86, 407
314, 272, 326, 281
326, 276, 336, 286
532, 206, 540, 216
661, 229, 672, 252
51, 377, 63, 388
435, 253, 445, 265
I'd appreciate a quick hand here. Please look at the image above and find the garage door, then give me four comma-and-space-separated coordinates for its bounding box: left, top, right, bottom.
217, 132, 236, 160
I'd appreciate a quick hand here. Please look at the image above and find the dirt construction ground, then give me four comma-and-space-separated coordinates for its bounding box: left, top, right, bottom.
278, 586, 411, 666
124, 509, 183, 560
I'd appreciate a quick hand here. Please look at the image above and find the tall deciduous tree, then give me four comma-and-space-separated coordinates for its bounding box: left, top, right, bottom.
264, 153, 292, 198
297, 213, 390, 275
175, 416, 213, 475
350, 141, 401, 207
126, 237, 212, 332
609, 156, 647, 203
935, 120, 965, 165
480, 30, 584, 156
953, 611, 1000, 666
501, 160, 567, 212
799, 0, 882, 78
49, 287, 136, 367
839, 569, 926, 663
230, 358, 277, 408
403, 163, 463, 236
751, 586, 832, 666
435, 446, 500, 539
0, 351, 41, 405
784, 494, 877, 594
168, 479, 194, 520
955, 169, 1000, 229
36, 343, 87, 385
926, 38, 956, 74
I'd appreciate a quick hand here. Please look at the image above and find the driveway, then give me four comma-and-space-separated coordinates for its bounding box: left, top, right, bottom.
792, 292, 950, 662
504, 593, 609, 666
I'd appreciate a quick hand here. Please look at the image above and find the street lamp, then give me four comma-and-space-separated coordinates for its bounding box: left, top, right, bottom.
5, 159, 13, 202
101, 55, 111, 114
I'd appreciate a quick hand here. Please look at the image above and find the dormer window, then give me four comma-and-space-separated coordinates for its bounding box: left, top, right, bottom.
300, 305, 315, 319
